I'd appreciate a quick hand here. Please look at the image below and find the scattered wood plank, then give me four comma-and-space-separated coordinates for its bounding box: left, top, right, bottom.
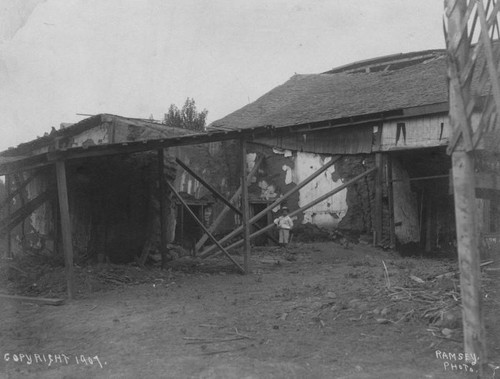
199, 346, 248, 356
0, 294, 64, 306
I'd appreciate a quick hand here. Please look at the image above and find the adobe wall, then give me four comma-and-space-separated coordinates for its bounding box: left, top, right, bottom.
244, 143, 378, 235
14, 141, 235, 264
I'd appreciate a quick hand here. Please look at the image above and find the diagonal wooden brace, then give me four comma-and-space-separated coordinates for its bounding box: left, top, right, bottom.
195, 154, 264, 251
176, 157, 242, 216
199, 155, 340, 258
165, 180, 245, 273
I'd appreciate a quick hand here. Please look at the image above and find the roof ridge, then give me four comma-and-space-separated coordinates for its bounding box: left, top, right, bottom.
324, 48, 446, 74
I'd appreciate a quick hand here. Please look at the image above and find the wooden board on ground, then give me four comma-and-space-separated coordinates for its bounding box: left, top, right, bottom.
0, 294, 65, 306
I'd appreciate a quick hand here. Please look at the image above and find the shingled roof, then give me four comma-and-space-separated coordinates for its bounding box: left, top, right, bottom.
210, 50, 449, 131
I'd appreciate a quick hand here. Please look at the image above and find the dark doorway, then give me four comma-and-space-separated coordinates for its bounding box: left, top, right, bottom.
175, 204, 202, 252
250, 201, 273, 246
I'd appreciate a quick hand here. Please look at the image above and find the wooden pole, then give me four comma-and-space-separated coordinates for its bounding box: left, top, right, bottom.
199, 155, 340, 258
5, 174, 12, 258
386, 155, 396, 248
447, 0, 485, 369
240, 139, 251, 273
13, 173, 26, 240
374, 153, 383, 245
158, 149, 168, 269
55, 161, 74, 300
452, 152, 485, 367
165, 180, 245, 273
425, 196, 433, 253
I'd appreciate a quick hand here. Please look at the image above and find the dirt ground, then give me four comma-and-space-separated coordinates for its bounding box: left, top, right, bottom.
0, 242, 499, 379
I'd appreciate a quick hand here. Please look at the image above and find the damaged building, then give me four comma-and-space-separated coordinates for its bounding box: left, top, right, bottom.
0, 114, 244, 266
210, 49, 500, 252
1, 49, 499, 300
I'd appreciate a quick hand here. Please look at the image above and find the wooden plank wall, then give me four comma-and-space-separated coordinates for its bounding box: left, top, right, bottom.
380, 114, 449, 151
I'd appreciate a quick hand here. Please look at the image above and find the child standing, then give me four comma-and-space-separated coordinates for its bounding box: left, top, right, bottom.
274, 207, 293, 247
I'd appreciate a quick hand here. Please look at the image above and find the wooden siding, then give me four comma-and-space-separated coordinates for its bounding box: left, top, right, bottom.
254, 125, 373, 155
380, 114, 450, 151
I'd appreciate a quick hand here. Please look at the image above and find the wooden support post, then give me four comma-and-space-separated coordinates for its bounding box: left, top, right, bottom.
195, 155, 264, 252
425, 196, 433, 253
53, 196, 59, 256
386, 155, 396, 248
374, 153, 383, 245
483, 199, 491, 233
200, 155, 340, 258
448, 0, 486, 369
452, 152, 485, 367
165, 180, 245, 273
5, 174, 12, 258
158, 149, 168, 269
55, 161, 74, 300
13, 173, 26, 240
240, 139, 251, 273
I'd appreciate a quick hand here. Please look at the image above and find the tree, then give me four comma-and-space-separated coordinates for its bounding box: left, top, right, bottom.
163, 98, 208, 131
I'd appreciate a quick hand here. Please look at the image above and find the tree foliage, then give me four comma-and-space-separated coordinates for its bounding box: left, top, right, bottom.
163, 98, 208, 131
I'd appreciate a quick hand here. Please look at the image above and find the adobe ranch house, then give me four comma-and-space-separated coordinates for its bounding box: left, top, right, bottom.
1, 49, 498, 265
211, 49, 499, 251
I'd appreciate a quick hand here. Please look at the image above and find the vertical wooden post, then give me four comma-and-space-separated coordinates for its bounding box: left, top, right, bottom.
425, 196, 433, 253
374, 153, 383, 245
158, 149, 168, 269
483, 199, 491, 233
386, 155, 396, 248
5, 174, 12, 258
452, 152, 485, 366
448, 0, 485, 368
53, 196, 59, 256
240, 139, 251, 273
55, 161, 74, 300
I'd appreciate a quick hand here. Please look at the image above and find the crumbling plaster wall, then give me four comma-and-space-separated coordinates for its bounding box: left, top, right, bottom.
246, 144, 363, 229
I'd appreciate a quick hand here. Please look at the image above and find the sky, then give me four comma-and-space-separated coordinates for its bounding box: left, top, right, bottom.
0, 0, 445, 152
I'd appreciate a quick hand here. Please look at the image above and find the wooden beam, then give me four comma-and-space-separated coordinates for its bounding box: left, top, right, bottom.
425, 196, 433, 253
386, 155, 396, 248
0, 294, 64, 306
44, 129, 260, 162
165, 180, 245, 273
216, 167, 378, 255
0, 155, 51, 176
5, 174, 12, 258
199, 155, 340, 258
175, 157, 242, 216
12, 173, 27, 240
374, 153, 383, 245
158, 149, 168, 269
195, 154, 264, 252
240, 139, 251, 273
0, 189, 54, 234
55, 161, 75, 300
